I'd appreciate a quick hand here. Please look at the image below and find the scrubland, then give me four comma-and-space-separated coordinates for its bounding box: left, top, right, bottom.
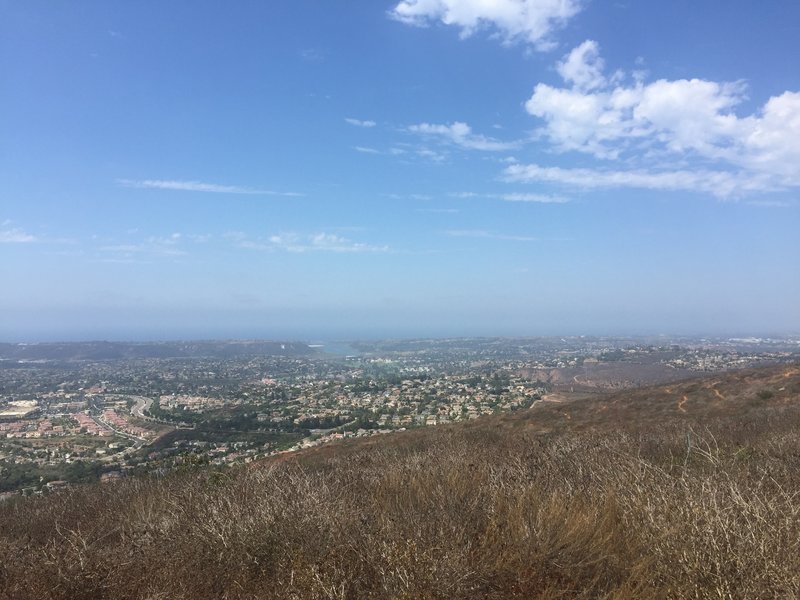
1, 364, 799, 599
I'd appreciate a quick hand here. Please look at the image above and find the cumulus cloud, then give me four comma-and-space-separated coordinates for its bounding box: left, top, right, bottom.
118, 179, 302, 197
409, 121, 520, 151
390, 0, 583, 49
556, 40, 606, 91
519, 40, 800, 196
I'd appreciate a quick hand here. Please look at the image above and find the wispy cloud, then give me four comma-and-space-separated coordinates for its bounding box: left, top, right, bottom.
345, 117, 377, 128
98, 233, 190, 260
300, 48, 327, 62
503, 163, 771, 198
117, 179, 303, 197
416, 208, 460, 213
223, 231, 248, 243
232, 232, 389, 253
444, 229, 538, 242
446, 191, 570, 203
409, 121, 521, 151
746, 199, 794, 208
416, 147, 448, 162
382, 193, 434, 200
0, 223, 78, 245
0, 227, 37, 243
498, 192, 569, 204
353, 146, 408, 156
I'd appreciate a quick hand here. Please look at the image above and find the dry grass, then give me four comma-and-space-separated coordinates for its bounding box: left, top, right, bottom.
1, 365, 799, 599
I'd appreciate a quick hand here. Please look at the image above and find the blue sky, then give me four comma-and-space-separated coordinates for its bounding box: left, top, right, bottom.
2, 0, 799, 341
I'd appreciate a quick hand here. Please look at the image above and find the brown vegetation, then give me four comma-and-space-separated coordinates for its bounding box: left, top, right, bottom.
1, 364, 799, 599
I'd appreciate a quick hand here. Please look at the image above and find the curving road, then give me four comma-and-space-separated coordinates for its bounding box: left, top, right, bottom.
130, 396, 153, 419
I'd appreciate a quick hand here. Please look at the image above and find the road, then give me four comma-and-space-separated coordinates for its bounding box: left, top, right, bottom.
130, 396, 153, 419
123, 394, 193, 428
308, 419, 359, 436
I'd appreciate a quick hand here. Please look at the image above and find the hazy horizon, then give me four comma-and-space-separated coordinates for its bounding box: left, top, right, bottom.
3, 2, 799, 341
2, 318, 797, 346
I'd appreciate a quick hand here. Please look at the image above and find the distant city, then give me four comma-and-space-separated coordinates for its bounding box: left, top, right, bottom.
2, 335, 798, 497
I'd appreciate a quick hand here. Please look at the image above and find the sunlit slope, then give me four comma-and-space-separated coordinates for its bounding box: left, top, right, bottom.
520, 362, 800, 431
1, 363, 799, 599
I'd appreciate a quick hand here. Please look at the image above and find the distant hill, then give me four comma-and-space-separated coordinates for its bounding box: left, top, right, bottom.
1, 363, 798, 599
0, 340, 317, 361
499, 361, 800, 433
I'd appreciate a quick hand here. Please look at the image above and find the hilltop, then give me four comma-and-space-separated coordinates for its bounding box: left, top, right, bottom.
1, 363, 799, 599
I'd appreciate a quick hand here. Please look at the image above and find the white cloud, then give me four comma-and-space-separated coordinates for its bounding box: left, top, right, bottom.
446, 191, 569, 203
345, 117, 377, 127
354, 146, 381, 154
118, 179, 302, 197
416, 147, 448, 162
503, 163, 774, 198
522, 40, 800, 196
185, 233, 212, 243
300, 48, 326, 62
272, 232, 389, 253
0, 225, 75, 245
409, 121, 520, 151
0, 227, 37, 243
444, 229, 537, 241
390, 0, 583, 50
556, 40, 606, 91
235, 232, 389, 254
96, 232, 202, 260
499, 192, 569, 203
382, 192, 434, 201
99, 235, 188, 259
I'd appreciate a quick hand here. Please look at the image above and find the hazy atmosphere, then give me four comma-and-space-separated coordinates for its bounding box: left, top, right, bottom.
2, 1, 799, 341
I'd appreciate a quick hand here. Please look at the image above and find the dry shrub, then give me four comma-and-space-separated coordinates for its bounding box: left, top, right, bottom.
2, 407, 800, 599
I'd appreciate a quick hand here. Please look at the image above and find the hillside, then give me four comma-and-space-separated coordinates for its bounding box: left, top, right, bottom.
1, 364, 799, 599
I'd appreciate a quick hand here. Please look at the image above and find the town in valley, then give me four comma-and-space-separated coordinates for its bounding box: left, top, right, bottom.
2, 336, 798, 497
